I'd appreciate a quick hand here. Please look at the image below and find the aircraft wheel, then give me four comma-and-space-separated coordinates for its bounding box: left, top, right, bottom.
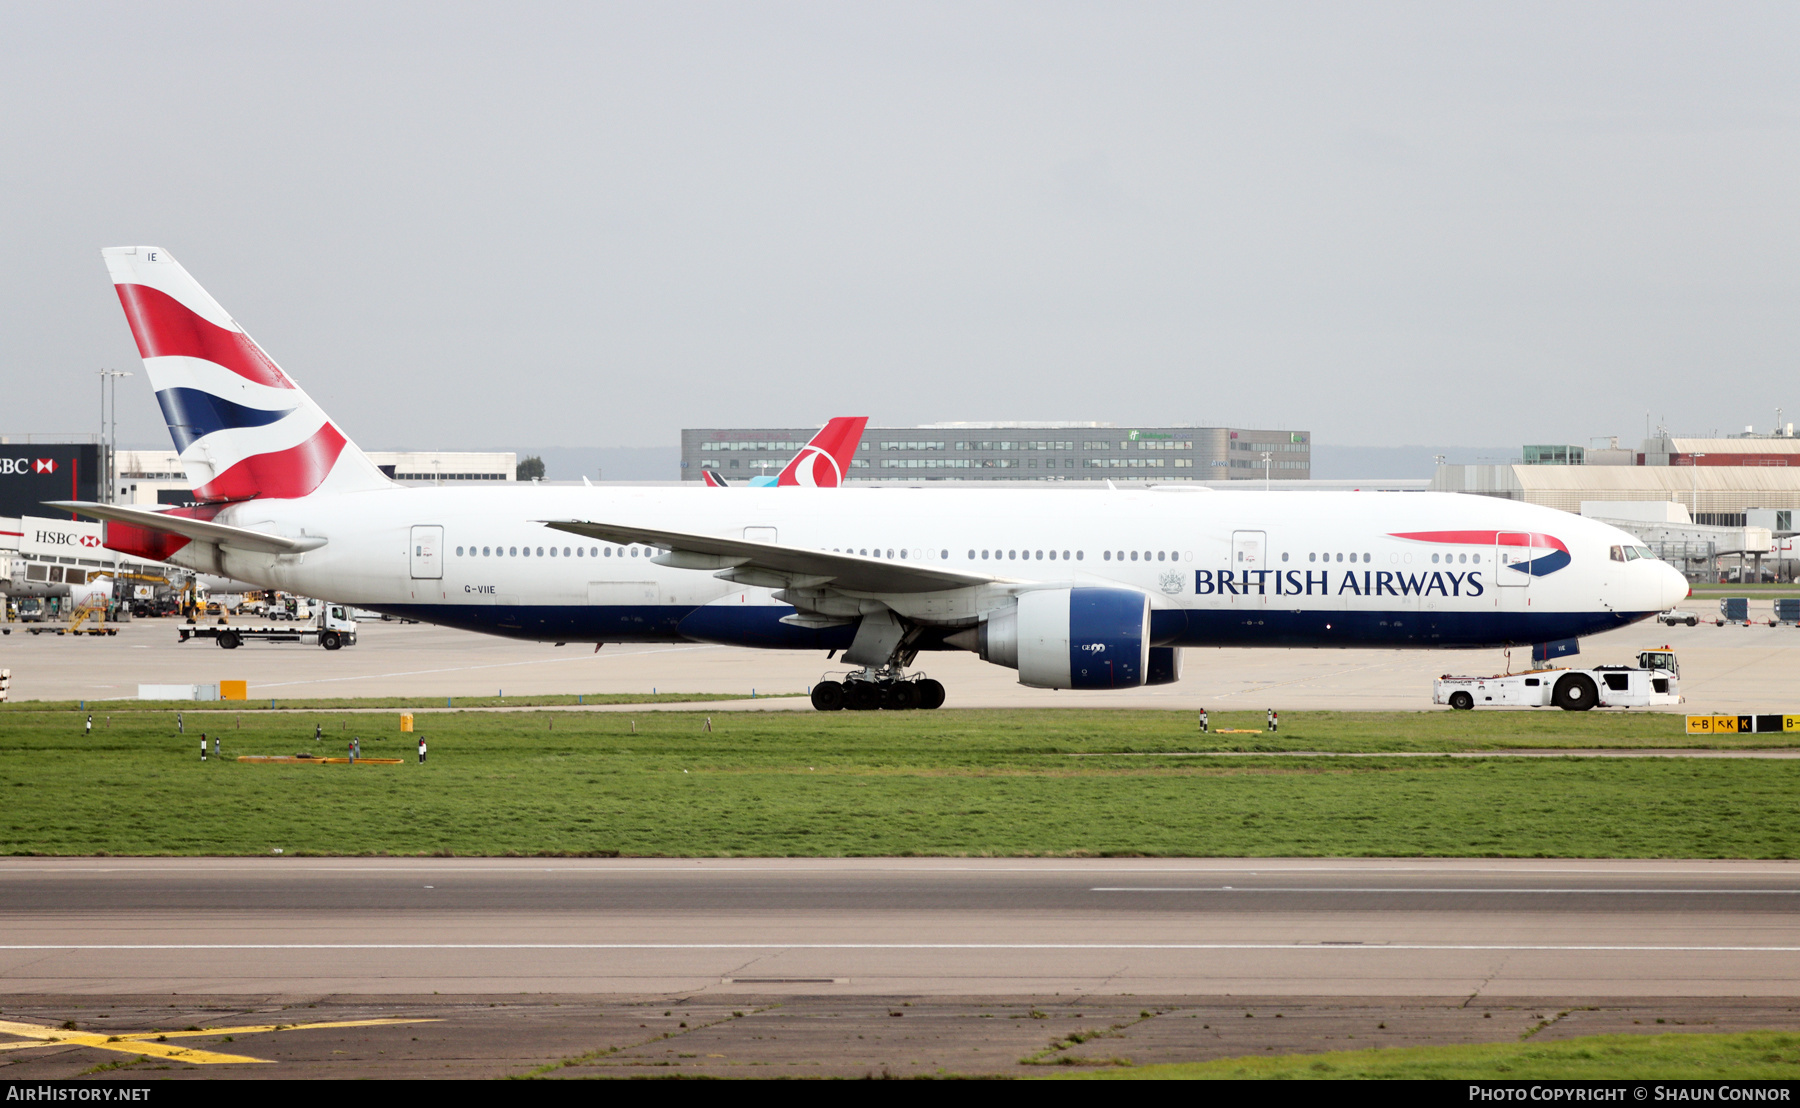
885, 682, 921, 711
321, 631, 342, 651
917, 679, 946, 710
844, 681, 881, 711
1552, 673, 1597, 711
1448, 691, 1474, 711
218, 631, 241, 650
810, 681, 846, 711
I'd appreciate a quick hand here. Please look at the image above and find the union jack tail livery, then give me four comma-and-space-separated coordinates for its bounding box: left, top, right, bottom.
103, 246, 391, 503
774, 416, 867, 487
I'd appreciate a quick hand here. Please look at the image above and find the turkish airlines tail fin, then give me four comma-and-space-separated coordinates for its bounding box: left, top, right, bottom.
101, 246, 392, 503
775, 416, 868, 487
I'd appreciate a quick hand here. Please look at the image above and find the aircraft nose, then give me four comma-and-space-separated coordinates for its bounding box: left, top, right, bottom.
1658, 561, 1689, 610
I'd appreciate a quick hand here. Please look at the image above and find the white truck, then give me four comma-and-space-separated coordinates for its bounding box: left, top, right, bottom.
178, 603, 358, 650
1434, 649, 1681, 711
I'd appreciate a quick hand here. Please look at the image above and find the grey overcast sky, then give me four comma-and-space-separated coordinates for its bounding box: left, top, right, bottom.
3, 2, 1796, 453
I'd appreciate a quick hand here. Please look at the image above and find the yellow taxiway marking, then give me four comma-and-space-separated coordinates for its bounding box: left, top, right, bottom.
0, 1017, 436, 1065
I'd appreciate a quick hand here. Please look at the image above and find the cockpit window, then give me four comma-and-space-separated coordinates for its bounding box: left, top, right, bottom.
1623, 546, 1640, 560
1610, 545, 1625, 562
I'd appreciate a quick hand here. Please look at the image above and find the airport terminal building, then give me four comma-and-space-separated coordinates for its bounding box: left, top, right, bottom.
681, 423, 1310, 482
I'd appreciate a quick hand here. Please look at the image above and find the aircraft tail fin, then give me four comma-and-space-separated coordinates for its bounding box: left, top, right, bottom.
702, 470, 730, 487
776, 416, 868, 487
102, 246, 392, 503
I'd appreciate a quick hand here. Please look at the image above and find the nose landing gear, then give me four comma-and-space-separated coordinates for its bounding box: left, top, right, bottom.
811, 668, 945, 711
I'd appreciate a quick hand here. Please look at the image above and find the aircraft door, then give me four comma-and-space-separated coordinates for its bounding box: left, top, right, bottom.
1495, 532, 1530, 587
410, 525, 443, 580
1232, 530, 1268, 604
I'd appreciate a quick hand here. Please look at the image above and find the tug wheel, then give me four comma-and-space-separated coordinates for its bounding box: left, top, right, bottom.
1552, 673, 1597, 711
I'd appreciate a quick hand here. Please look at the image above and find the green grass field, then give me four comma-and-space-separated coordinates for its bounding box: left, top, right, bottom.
1054, 1031, 1800, 1080
1, 708, 1797, 857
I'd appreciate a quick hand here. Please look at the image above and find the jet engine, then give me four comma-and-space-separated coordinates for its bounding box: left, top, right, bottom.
953, 587, 1153, 689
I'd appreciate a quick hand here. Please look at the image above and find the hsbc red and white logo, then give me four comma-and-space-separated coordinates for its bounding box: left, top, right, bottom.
79, 534, 101, 547
0, 458, 58, 476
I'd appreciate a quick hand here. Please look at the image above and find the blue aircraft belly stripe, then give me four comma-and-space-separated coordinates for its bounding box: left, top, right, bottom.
155, 387, 295, 453
370, 602, 1657, 651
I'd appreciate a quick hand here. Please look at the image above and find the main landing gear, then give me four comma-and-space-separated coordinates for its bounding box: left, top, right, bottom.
810, 669, 946, 711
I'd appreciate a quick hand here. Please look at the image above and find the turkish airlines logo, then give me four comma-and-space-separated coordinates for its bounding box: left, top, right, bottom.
0, 458, 57, 475
780, 446, 843, 488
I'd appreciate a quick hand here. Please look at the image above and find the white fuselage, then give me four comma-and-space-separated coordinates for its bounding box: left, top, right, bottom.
155, 485, 1687, 652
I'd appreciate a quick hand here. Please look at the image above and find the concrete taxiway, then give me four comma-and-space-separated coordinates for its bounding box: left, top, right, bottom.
4, 858, 1799, 998
2, 608, 1796, 711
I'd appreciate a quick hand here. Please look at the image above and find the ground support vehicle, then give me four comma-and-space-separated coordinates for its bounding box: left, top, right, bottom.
23, 622, 119, 636
1434, 649, 1681, 711
1718, 598, 1751, 626
1779, 599, 1800, 626
1658, 608, 1699, 627
178, 604, 358, 650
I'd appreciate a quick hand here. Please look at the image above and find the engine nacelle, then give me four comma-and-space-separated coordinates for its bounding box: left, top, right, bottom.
1146, 646, 1181, 686
971, 587, 1151, 690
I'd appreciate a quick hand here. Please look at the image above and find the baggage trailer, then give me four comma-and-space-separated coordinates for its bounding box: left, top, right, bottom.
1434, 649, 1681, 711
178, 604, 357, 650
22, 623, 118, 636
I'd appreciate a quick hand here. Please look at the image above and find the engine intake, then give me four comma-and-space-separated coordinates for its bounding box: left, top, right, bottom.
966, 587, 1152, 689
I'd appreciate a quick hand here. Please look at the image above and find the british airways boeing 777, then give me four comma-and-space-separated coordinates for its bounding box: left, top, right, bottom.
57, 247, 1688, 710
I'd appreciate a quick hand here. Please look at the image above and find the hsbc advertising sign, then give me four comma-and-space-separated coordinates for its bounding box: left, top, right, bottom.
20, 514, 106, 559
0, 444, 99, 520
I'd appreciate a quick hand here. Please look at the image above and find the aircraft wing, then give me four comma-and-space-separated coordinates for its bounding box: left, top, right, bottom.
542, 519, 995, 594
45, 501, 327, 555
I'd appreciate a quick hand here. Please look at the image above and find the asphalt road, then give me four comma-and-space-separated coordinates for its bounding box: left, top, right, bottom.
4, 858, 1798, 997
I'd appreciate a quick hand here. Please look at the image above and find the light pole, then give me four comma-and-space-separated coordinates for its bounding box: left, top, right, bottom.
97, 369, 133, 503
1261, 451, 1272, 492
